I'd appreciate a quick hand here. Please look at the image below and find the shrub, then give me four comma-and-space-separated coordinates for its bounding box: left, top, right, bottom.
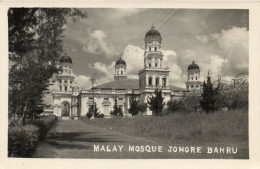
8, 124, 40, 157
167, 100, 184, 112
29, 115, 57, 140
8, 115, 57, 157
97, 113, 104, 118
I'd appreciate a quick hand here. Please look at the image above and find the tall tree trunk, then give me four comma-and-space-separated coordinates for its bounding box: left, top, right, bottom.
20, 100, 28, 126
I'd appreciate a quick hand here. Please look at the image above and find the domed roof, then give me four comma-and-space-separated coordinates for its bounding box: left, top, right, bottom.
60, 55, 72, 64
116, 57, 126, 66
145, 25, 161, 39
188, 60, 200, 70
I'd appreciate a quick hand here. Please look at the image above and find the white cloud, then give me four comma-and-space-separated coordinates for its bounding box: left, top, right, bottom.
196, 35, 210, 44
82, 30, 118, 58
217, 27, 248, 71
193, 26, 248, 81
123, 44, 144, 74
89, 62, 115, 85
200, 55, 227, 82
74, 75, 92, 90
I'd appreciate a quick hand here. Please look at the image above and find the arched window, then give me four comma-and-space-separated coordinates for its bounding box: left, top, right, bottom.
163, 78, 167, 87
196, 77, 197, 80
155, 47, 157, 51
149, 47, 151, 51
155, 63, 158, 67
149, 63, 151, 67
149, 77, 153, 86
156, 77, 159, 86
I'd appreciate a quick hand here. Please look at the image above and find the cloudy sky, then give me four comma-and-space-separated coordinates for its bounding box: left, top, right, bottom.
62, 8, 249, 89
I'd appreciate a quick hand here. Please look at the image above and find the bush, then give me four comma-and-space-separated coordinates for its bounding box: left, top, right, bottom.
97, 113, 104, 118
8, 124, 40, 157
8, 115, 57, 157
29, 115, 57, 140
167, 100, 184, 112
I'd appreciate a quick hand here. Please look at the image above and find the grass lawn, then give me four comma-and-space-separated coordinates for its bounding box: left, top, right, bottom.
83, 109, 248, 158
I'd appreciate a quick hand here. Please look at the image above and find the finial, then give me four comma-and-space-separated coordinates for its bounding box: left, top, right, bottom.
192, 60, 195, 64
151, 24, 155, 30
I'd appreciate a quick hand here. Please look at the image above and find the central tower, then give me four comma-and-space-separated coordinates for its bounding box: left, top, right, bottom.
138, 26, 171, 115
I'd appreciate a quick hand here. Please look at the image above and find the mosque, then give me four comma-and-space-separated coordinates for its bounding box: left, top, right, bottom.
51, 26, 202, 119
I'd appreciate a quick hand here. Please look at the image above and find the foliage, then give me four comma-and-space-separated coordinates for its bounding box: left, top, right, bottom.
147, 89, 165, 116
110, 97, 123, 116
137, 103, 147, 114
200, 73, 221, 113
200, 73, 248, 113
219, 73, 248, 110
167, 99, 184, 112
128, 90, 139, 116
8, 115, 57, 157
86, 109, 92, 119
93, 103, 101, 118
97, 113, 105, 118
8, 8, 87, 124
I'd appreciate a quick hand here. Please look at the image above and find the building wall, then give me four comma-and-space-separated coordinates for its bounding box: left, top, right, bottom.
53, 95, 72, 117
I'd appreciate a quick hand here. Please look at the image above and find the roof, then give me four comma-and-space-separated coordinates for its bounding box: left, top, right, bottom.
188, 60, 199, 70
116, 57, 126, 66
60, 55, 72, 64
93, 79, 187, 92
169, 85, 188, 92
145, 26, 161, 39
93, 79, 139, 90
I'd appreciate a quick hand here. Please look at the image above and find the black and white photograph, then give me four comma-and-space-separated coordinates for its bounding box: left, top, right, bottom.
6, 7, 250, 159
2, 2, 260, 168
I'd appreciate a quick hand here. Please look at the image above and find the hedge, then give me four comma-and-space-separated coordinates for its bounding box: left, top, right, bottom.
8, 115, 57, 157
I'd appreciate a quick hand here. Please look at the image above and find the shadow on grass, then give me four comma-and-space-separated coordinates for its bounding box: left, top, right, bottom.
46, 141, 92, 150
48, 132, 124, 144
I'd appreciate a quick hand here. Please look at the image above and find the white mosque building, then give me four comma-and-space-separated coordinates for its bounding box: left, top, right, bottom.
51, 26, 201, 119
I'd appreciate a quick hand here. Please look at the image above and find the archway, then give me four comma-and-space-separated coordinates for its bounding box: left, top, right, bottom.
61, 102, 70, 117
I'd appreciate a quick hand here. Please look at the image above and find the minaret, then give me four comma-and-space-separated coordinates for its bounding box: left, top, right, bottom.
114, 57, 127, 81
57, 54, 75, 92
186, 60, 202, 91
138, 26, 171, 115
144, 25, 163, 68
139, 25, 169, 89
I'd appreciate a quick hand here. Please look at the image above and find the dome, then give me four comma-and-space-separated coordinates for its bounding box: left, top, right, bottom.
145, 25, 161, 39
60, 55, 72, 64
116, 57, 126, 66
188, 60, 200, 70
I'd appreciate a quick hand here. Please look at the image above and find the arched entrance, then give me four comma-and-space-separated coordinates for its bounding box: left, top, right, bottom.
61, 102, 70, 117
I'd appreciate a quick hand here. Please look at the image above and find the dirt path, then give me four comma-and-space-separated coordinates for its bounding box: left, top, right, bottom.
33, 120, 248, 159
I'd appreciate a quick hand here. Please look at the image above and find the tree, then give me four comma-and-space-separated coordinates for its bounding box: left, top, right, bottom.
147, 89, 165, 116
110, 97, 123, 117
137, 103, 147, 115
200, 71, 221, 113
128, 90, 139, 117
8, 8, 87, 124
